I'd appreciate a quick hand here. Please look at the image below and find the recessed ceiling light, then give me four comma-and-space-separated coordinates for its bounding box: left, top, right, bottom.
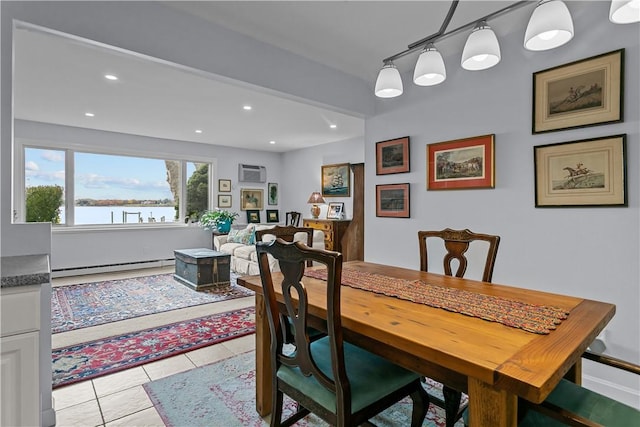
104, 74, 118, 81
269, 140, 276, 145
330, 124, 337, 129
195, 129, 203, 134
84, 112, 95, 117
243, 105, 252, 111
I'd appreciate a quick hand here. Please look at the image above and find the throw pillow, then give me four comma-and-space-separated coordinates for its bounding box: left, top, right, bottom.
227, 226, 255, 245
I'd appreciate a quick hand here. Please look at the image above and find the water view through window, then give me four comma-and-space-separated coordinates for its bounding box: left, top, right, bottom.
24, 148, 209, 225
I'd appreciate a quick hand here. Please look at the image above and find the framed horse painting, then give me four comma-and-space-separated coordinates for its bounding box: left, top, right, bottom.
534, 134, 627, 207
533, 49, 623, 134
427, 134, 495, 190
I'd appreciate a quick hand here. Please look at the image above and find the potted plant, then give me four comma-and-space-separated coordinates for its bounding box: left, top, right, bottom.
199, 208, 239, 233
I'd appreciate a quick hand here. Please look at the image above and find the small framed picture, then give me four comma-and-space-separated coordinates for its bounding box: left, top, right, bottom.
534, 134, 626, 207
321, 163, 350, 197
266, 209, 279, 223
217, 194, 232, 208
326, 202, 344, 219
376, 183, 410, 218
218, 179, 231, 192
533, 49, 623, 134
268, 183, 278, 205
427, 134, 495, 190
240, 188, 264, 210
246, 210, 261, 223
376, 136, 410, 175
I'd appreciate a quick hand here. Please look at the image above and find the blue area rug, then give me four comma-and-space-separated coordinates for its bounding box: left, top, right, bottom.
143, 351, 466, 426
51, 273, 253, 333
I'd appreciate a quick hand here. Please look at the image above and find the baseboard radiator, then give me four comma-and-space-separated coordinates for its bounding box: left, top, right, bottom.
51, 258, 175, 278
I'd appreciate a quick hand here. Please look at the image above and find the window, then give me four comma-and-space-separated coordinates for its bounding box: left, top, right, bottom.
20, 146, 211, 226
24, 147, 66, 224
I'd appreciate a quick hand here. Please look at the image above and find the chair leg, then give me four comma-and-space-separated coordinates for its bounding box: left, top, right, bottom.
410, 382, 431, 427
271, 389, 284, 427
442, 385, 462, 427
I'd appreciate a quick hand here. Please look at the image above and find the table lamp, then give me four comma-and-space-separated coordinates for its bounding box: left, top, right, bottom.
307, 191, 326, 219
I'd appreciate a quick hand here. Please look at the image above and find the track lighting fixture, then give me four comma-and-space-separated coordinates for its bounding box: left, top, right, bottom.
374, 0, 601, 98
413, 44, 446, 86
524, 0, 574, 51
609, 0, 640, 23
461, 21, 501, 70
374, 62, 403, 98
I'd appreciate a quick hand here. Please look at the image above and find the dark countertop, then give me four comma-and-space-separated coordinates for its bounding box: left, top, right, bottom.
1, 254, 50, 288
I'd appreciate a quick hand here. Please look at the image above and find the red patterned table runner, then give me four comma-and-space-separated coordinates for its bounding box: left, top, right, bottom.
304, 267, 569, 334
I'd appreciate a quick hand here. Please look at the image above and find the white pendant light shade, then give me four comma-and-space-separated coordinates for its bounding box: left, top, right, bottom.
461, 22, 501, 70
524, 0, 574, 51
610, 0, 640, 23
375, 63, 403, 98
413, 44, 446, 86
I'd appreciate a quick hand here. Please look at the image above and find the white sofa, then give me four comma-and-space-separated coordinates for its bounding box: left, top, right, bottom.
213, 224, 325, 275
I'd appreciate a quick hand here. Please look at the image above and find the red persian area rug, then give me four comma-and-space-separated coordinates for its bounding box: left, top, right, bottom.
51, 273, 253, 333
52, 307, 255, 388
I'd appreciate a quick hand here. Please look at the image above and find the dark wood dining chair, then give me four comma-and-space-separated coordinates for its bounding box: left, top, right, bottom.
417, 227, 501, 427
255, 225, 318, 344
463, 351, 640, 426
285, 211, 301, 227
255, 225, 314, 266
256, 238, 430, 427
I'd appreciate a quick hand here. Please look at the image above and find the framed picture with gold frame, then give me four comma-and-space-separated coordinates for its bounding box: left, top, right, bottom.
534, 134, 626, 207
533, 49, 623, 134
240, 188, 264, 210
321, 163, 350, 197
427, 134, 495, 190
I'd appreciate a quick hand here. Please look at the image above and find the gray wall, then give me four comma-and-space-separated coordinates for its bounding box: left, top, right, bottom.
1, 0, 638, 412
366, 1, 639, 406
282, 137, 364, 219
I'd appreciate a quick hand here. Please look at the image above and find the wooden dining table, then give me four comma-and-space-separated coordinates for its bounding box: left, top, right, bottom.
237, 260, 615, 427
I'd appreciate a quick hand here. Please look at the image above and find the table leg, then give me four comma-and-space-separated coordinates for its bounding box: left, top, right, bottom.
468, 378, 517, 427
254, 293, 272, 417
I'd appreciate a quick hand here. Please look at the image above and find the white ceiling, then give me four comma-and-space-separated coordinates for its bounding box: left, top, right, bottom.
13, 1, 531, 152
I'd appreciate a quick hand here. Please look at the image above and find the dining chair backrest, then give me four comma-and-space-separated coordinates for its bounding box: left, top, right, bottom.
255, 225, 314, 267
418, 228, 500, 283
256, 238, 429, 426
285, 211, 301, 227
418, 228, 501, 427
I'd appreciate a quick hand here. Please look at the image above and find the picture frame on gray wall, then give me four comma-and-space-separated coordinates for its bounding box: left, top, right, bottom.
534, 134, 627, 207
532, 49, 624, 134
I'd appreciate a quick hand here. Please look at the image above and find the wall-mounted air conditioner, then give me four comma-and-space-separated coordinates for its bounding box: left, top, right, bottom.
238, 164, 267, 183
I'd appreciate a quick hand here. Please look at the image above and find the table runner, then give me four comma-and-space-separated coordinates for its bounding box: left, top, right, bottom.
304, 267, 569, 334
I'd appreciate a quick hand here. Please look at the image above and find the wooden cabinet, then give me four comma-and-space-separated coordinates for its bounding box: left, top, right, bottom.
303, 219, 351, 252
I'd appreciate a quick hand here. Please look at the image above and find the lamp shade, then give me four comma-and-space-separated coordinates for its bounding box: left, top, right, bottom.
524, 0, 574, 51
375, 63, 403, 98
307, 191, 326, 204
413, 44, 446, 86
461, 23, 501, 70
610, 0, 640, 23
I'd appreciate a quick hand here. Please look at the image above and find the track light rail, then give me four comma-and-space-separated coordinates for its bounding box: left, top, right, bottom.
382, 0, 532, 64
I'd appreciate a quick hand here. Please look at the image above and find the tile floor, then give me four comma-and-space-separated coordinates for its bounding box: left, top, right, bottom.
51, 268, 256, 427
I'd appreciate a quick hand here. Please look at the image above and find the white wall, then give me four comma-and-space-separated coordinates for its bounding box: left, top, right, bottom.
366, 1, 639, 406
282, 137, 364, 220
